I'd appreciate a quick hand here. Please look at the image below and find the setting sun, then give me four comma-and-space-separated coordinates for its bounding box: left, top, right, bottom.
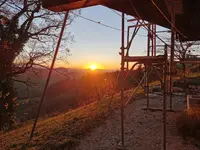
89, 64, 97, 71
84, 62, 104, 70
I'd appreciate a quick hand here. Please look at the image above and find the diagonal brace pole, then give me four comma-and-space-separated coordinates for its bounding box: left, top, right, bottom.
29, 12, 69, 142
125, 68, 152, 107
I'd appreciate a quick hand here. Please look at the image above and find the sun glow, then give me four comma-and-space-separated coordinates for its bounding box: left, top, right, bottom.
89, 64, 97, 71
84, 62, 104, 70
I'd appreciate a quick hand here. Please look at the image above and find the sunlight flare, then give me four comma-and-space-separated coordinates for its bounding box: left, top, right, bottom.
84, 63, 104, 70
89, 64, 97, 71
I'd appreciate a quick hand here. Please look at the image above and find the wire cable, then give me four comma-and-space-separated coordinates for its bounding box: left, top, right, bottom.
71, 11, 146, 37
151, 0, 187, 39
127, 0, 172, 48
109, 8, 147, 32
71, 11, 121, 31
110, 9, 127, 20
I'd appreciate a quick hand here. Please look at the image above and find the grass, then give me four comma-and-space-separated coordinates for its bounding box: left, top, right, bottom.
3, 73, 196, 150
2, 72, 199, 150
1, 88, 144, 150
186, 72, 200, 78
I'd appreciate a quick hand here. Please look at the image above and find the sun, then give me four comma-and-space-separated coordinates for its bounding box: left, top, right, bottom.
89, 64, 97, 71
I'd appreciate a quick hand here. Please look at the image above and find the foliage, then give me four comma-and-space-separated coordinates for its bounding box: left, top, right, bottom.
176, 108, 200, 140
0, 80, 17, 129
0, 0, 78, 128
157, 36, 200, 74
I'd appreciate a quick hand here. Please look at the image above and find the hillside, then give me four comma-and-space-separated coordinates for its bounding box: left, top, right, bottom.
14, 68, 86, 99
15, 69, 120, 122
2, 72, 200, 149
1, 90, 138, 150
1, 80, 199, 150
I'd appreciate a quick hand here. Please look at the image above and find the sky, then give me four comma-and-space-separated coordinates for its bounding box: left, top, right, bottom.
62, 5, 167, 70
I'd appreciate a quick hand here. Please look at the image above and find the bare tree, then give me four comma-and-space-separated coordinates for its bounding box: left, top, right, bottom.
0, 0, 78, 128
174, 41, 197, 73
157, 33, 200, 74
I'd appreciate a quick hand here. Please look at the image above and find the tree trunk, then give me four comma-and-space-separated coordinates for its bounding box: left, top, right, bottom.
183, 63, 186, 76
0, 47, 16, 129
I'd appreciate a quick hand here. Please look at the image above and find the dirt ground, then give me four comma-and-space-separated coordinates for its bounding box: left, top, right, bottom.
74, 94, 198, 150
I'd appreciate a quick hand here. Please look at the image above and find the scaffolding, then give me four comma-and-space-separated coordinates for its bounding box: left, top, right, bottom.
27, 1, 200, 150
118, 13, 169, 150
27, 12, 171, 150
118, 4, 200, 149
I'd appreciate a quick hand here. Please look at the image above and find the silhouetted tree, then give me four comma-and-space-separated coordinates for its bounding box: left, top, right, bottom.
157, 35, 200, 74
175, 41, 198, 74
0, 0, 78, 129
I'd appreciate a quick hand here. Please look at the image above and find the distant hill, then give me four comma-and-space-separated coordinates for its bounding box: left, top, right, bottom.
14, 68, 117, 121
14, 67, 114, 99
14, 67, 69, 99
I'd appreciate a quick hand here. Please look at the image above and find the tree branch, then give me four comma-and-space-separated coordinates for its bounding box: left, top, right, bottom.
0, 0, 6, 7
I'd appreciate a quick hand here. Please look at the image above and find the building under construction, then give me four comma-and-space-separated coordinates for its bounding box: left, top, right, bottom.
28, 1, 200, 150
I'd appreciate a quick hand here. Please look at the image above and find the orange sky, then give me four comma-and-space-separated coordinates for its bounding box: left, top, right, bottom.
54, 6, 166, 70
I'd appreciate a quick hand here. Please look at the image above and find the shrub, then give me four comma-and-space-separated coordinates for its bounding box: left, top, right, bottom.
176, 108, 200, 140
0, 80, 17, 130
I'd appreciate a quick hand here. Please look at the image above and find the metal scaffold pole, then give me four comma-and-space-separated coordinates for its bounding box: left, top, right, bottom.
169, 5, 175, 110
152, 24, 157, 56
146, 24, 151, 108
163, 45, 168, 150
120, 12, 125, 147
151, 25, 154, 56
145, 64, 149, 108
28, 12, 69, 142
126, 25, 130, 71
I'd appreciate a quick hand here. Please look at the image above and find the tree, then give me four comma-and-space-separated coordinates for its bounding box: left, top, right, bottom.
157, 33, 200, 74
0, 0, 78, 129
174, 41, 199, 74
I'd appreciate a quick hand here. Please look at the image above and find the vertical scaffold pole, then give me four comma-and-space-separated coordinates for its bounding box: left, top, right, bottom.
163, 45, 168, 150
120, 12, 125, 146
126, 26, 130, 71
152, 24, 156, 56
147, 24, 151, 57
169, 5, 175, 110
146, 24, 151, 108
145, 64, 149, 108
151, 25, 154, 56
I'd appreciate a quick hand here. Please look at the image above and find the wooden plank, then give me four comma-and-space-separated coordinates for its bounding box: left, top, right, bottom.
174, 60, 200, 64
192, 95, 200, 98
187, 95, 200, 109
124, 56, 165, 63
